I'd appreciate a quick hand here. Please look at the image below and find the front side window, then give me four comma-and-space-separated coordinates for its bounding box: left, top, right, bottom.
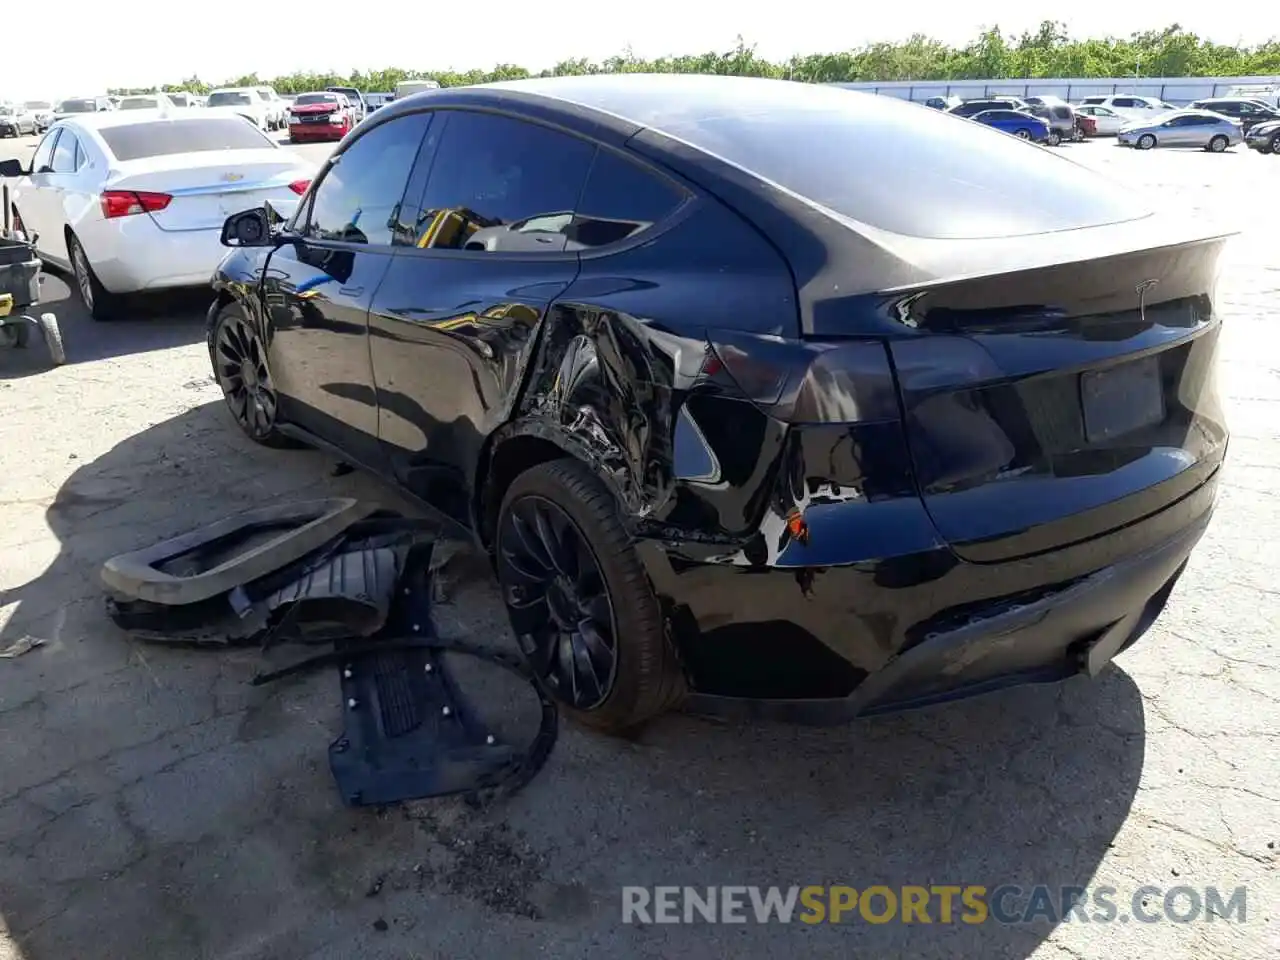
306, 112, 431, 246
51, 131, 79, 173
31, 130, 59, 172
407, 111, 595, 253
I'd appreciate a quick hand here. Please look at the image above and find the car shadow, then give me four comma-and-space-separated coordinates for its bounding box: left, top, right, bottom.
0, 402, 1145, 960
0, 269, 209, 380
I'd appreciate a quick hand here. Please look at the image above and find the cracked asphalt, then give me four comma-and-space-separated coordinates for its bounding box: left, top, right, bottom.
1, 134, 1276, 960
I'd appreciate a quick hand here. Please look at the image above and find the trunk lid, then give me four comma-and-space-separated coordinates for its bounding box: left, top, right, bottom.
106, 151, 310, 232
884, 236, 1229, 563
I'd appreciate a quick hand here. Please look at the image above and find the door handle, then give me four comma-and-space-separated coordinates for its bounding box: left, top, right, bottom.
339, 286, 365, 297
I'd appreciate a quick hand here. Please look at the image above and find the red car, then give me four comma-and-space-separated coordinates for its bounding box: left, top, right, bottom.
287, 92, 354, 143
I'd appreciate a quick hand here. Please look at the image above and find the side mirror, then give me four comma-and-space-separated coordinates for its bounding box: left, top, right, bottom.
221, 207, 277, 247
0, 158, 26, 177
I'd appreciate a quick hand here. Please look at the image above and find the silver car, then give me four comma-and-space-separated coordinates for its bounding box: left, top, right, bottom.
1118, 109, 1243, 152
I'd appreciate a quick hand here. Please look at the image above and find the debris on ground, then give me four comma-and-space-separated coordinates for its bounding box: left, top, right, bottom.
0, 634, 46, 658
99, 501, 557, 808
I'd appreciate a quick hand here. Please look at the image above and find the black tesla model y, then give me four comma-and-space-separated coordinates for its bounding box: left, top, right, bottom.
209, 74, 1230, 733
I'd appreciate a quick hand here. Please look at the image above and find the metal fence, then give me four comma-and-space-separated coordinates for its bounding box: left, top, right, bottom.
830, 75, 1280, 106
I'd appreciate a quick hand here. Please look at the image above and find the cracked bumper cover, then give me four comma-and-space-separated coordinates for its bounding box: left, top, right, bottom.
655, 468, 1218, 726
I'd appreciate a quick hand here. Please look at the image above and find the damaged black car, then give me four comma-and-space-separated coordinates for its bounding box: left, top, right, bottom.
208, 75, 1229, 733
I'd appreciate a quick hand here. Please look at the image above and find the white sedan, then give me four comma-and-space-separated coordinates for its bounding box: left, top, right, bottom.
1074, 104, 1126, 136
0, 110, 316, 321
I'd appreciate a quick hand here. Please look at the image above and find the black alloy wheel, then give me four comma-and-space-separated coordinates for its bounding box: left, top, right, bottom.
500, 494, 618, 710
210, 305, 291, 447
495, 458, 684, 733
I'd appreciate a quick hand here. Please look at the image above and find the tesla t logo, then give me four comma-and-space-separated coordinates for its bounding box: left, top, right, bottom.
221, 173, 244, 183
1136, 278, 1159, 313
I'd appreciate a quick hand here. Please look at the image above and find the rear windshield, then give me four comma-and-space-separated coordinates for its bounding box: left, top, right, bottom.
569, 80, 1149, 240
25, 101, 51, 110
119, 97, 160, 110
99, 118, 274, 161
57, 99, 97, 113
208, 92, 252, 107
295, 93, 338, 105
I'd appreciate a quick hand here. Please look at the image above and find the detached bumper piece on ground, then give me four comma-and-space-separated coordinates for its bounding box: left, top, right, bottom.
101, 499, 558, 807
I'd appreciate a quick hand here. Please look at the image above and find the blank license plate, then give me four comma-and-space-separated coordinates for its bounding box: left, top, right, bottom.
1081, 356, 1165, 443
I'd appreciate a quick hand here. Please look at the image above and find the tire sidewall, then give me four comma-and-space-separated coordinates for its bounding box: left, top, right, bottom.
496, 459, 681, 731
1138, 134, 1156, 150
210, 302, 289, 447
1209, 136, 1227, 153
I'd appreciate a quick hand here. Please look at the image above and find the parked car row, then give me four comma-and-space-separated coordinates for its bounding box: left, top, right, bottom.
1, 77, 1228, 731
931, 91, 1280, 153
0, 111, 316, 320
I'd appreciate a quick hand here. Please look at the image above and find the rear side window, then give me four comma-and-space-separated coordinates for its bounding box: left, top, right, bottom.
1052, 106, 1072, 119
569, 149, 688, 249
637, 86, 1149, 239
306, 112, 431, 246
99, 119, 274, 161
408, 111, 595, 253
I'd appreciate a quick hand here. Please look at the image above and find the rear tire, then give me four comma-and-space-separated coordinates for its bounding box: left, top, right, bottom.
67, 232, 123, 322
495, 458, 685, 735
1047, 130, 1062, 146
1137, 134, 1157, 150
1208, 135, 1228, 153
1014, 128, 1031, 140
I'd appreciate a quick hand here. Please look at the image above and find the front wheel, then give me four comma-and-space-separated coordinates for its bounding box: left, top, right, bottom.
1207, 135, 1228, 153
1269, 134, 1280, 154
1136, 134, 1157, 150
208, 303, 295, 448
495, 458, 685, 734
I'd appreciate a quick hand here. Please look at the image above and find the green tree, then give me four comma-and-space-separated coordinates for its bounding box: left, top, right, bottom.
130, 26, 1280, 94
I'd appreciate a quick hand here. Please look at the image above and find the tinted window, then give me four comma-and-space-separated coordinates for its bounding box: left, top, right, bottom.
57, 99, 96, 114
208, 92, 252, 107
531, 77, 1147, 239
568, 148, 687, 249
100, 119, 275, 161
119, 97, 161, 110
295, 93, 339, 105
408, 111, 594, 253
1080, 97, 1105, 104
31, 130, 59, 172
306, 112, 431, 246
1113, 98, 1140, 108
51, 131, 79, 173
1052, 106, 1072, 119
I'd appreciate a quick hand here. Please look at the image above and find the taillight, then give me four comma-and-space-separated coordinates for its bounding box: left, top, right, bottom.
697, 329, 900, 424
100, 190, 172, 219
288, 180, 311, 195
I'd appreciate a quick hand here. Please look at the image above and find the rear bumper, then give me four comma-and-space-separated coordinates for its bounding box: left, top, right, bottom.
642, 463, 1218, 726
80, 220, 226, 293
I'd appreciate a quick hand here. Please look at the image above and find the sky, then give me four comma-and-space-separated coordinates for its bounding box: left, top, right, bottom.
6, 1, 1280, 101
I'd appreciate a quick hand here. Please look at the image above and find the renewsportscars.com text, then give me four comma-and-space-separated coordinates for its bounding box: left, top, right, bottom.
621, 884, 1249, 925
